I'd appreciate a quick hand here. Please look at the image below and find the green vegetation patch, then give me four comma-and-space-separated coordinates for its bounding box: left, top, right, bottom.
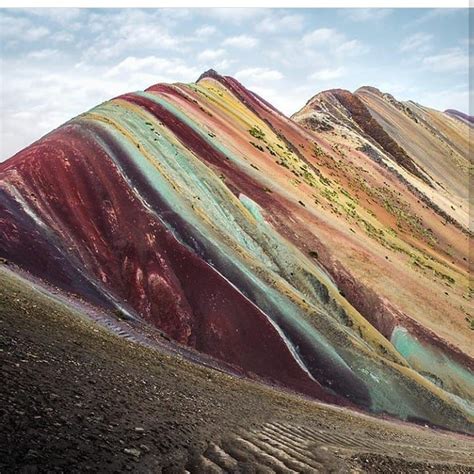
248, 126, 265, 140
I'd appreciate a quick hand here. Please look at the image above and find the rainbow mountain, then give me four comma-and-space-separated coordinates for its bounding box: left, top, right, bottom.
1, 69, 472, 434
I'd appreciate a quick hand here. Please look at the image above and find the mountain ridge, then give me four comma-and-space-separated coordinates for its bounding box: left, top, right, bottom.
0, 70, 472, 434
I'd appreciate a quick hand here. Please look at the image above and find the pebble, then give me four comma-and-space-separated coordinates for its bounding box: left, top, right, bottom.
124, 448, 141, 458
139, 444, 150, 453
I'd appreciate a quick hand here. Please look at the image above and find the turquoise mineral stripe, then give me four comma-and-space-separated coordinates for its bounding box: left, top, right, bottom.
239, 194, 265, 223
391, 326, 474, 408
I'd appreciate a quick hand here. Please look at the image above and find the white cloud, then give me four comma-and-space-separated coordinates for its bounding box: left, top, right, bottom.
205, 8, 266, 24
51, 31, 75, 43
0, 14, 50, 42
26, 49, 59, 60
213, 58, 237, 72
335, 39, 368, 56
223, 34, 259, 49
409, 8, 459, 27
422, 48, 468, 73
197, 48, 226, 62
26, 8, 83, 24
345, 9, 393, 22
235, 67, 283, 82
195, 25, 217, 37
310, 67, 345, 81
256, 13, 304, 33
105, 56, 200, 82
302, 28, 368, 57
400, 32, 433, 53
302, 28, 339, 46
25, 26, 50, 41
80, 10, 193, 61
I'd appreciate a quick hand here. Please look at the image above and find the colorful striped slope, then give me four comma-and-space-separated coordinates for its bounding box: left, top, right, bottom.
1, 70, 472, 433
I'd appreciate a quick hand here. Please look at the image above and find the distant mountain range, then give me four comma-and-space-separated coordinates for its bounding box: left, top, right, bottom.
445, 108, 474, 125
0, 69, 472, 434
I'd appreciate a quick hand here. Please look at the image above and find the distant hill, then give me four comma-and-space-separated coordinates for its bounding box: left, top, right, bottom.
445, 108, 474, 125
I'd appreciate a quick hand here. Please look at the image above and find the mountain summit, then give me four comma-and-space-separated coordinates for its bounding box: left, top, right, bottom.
1, 70, 472, 442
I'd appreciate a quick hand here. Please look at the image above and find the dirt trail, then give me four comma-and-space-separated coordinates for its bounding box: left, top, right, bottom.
1, 265, 473, 473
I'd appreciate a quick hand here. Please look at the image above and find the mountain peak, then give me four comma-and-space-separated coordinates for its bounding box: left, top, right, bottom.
355, 85, 384, 96
197, 68, 222, 82
312, 88, 352, 98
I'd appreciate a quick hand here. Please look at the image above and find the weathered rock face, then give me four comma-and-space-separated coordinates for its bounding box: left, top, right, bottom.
1, 71, 473, 433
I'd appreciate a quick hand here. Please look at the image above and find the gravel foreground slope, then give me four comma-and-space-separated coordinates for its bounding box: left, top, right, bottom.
1, 265, 473, 473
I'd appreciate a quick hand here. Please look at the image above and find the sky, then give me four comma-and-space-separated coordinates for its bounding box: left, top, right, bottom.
0, 7, 471, 160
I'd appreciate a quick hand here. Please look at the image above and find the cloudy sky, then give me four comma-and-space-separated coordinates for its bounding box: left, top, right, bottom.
0, 8, 470, 160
